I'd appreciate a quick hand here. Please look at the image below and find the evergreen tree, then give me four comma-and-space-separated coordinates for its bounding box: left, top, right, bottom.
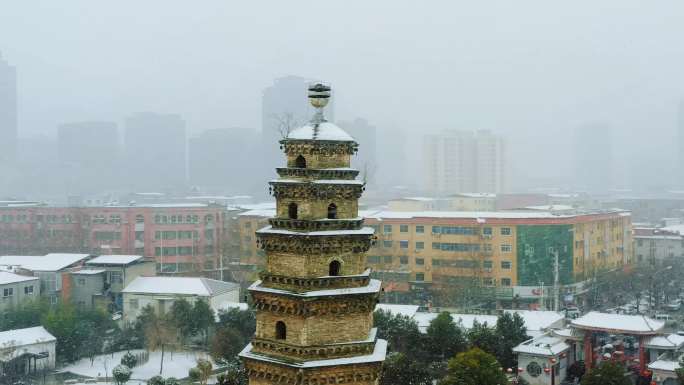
192, 299, 215, 346
439, 347, 508, 385
374, 309, 426, 360
467, 321, 498, 356
495, 312, 528, 369
426, 312, 467, 361
380, 352, 432, 385
169, 298, 194, 343
580, 362, 631, 385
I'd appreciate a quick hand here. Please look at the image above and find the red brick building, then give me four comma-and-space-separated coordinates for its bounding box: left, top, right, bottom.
0, 203, 226, 274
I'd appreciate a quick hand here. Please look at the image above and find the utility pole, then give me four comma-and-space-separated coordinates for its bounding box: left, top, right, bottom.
540, 281, 545, 310
553, 249, 560, 312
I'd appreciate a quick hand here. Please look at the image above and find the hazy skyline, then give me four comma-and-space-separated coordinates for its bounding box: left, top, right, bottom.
2, 1, 684, 190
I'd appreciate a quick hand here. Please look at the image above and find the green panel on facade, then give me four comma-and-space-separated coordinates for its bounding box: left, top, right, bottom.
516, 225, 573, 286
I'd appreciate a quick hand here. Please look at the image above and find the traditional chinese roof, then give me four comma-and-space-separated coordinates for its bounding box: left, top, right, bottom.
286, 122, 355, 142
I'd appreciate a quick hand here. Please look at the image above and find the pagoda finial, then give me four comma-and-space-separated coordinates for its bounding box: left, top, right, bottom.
308, 82, 331, 126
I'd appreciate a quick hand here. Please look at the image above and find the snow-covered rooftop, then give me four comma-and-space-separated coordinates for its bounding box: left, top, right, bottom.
239, 209, 277, 217
0, 271, 38, 285
662, 224, 684, 235
122, 277, 239, 296
648, 358, 680, 372
286, 122, 355, 142
240, 339, 387, 368
375, 304, 420, 318
413, 312, 498, 333
513, 334, 570, 357
256, 226, 375, 237
644, 334, 684, 350
249, 279, 381, 298
86, 255, 144, 266
0, 253, 91, 272
0, 326, 56, 346
571, 311, 664, 334
452, 193, 496, 198
71, 269, 106, 275
364, 210, 628, 220
505, 310, 565, 334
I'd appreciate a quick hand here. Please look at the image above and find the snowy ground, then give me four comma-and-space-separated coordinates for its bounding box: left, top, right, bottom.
61, 350, 214, 381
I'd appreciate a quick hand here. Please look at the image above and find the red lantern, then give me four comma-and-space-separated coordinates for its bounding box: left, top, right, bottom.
550, 358, 557, 364
560, 352, 567, 358
544, 368, 551, 374
507, 368, 513, 373
518, 368, 524, 373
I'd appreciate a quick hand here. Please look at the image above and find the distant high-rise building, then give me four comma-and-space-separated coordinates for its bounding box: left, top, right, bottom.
0, 52, 17, 164
574, 123, 612, 193
124, 112, 186, 192
424, 130, 506, 195
188, 127, 259, 192
679, 102, 684, 188
58, 121, 120, 193
338, 118, 377, 182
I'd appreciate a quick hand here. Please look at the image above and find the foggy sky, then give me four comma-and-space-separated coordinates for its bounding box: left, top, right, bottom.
2, 1, 684, 190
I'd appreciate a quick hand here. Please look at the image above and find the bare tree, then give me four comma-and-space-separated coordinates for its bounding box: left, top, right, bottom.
270, 112, 301, 138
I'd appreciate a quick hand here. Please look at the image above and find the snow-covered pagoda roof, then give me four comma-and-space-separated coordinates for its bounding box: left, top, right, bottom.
643, 334, 684, 350
256, 226, 375, 237
240, 339, 387, 368
249, 279, 381, 298
286, 122, 355, 142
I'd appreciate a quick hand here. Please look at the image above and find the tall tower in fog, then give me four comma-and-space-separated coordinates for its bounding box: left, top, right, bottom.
679, 102, 684, 188
574, 123, 612, 193
240, 83, 386, 384
124, 112, 186, 192
0, 52, 17, 163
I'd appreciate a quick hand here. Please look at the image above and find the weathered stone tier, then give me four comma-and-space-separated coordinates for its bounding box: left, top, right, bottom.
276, 167, 359, 180
258, 269, 371, 292
269, 180, 365, 200
250, 328, 377, 361
281, 140, 358, 156
249, 280, 381, 316
268, 217, 364, 232
256, 227, 374, 254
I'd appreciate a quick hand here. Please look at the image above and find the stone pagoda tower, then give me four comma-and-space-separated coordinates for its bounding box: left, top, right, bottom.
239, 83, 386, 385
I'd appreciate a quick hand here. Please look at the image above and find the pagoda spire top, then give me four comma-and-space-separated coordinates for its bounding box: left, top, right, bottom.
308, 82, 331, 126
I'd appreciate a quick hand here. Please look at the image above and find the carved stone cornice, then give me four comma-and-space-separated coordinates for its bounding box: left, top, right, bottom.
268, 218, 364, 232
276, 167, 359, 180
269, 182, 364, 200
251, 337, 375, 361
280, 140, 358, 156
256, 233, 374, 254
258, 271, 370, 292
242, 358, 381, 385
249, 291, 378, 316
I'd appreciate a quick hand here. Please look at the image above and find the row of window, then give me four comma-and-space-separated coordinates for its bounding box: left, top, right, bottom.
154, 245, 214, 256
413, 273, 512, 286
375, 224, 512, 235
1, 214, 74, 224
155, 230, 202, 240
377, 240, 513, 253
2, 286, 34, 297
368, 256, 512, 269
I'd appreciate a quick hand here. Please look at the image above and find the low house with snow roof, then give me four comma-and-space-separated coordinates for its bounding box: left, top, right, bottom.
83, 254, 155, 310
0, 326, 56, 377
513, 333, 571, 385
0, 272, 39, 311
648, 352, 681, 385
0, 253, 92, 304
121, 276, 240, 324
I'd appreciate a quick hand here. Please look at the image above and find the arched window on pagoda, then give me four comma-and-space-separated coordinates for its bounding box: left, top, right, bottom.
295, 155, 307, 168
329, 260, 341, 276
288, 202, 298, 219
327, 203, 337, 219
275, 321, 287, 340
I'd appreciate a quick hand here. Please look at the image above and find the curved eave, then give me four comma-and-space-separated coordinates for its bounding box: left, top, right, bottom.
269, 179, 365, 186
249, 278, 382, 298
256, 226, 375, 237
240, 338, 387, 369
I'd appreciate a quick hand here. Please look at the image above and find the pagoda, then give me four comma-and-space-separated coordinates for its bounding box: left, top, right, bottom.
239, 83, 386, 385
